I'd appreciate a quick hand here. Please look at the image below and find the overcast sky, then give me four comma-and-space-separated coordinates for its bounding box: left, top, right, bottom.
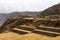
0, 0, 60, 13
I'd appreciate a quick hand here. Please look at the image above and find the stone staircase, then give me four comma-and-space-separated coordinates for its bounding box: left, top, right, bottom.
10, 25, 60, 37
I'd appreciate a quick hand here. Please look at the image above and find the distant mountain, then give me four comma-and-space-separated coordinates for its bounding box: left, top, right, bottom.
8, 12, 40, 18
37, 3, 60, 16
0, 14, 8, 26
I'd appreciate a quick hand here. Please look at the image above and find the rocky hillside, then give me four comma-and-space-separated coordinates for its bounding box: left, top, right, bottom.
37, 3, 60, 17
0, 12, 40, 26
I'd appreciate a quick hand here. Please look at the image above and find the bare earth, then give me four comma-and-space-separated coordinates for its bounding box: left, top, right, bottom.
0, 32, 60, 40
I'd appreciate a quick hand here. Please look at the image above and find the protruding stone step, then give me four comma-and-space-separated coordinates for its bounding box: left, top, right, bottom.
11, 29, 28, 35
16, 26, 34, 31
36, 27, 60, 33
32, 30, 60, 37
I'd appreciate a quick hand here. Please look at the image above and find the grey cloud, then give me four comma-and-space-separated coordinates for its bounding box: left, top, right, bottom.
0, 0, 60, 13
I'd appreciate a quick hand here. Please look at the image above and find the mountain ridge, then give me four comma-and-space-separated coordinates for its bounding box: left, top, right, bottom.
37, 3, 60, 16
